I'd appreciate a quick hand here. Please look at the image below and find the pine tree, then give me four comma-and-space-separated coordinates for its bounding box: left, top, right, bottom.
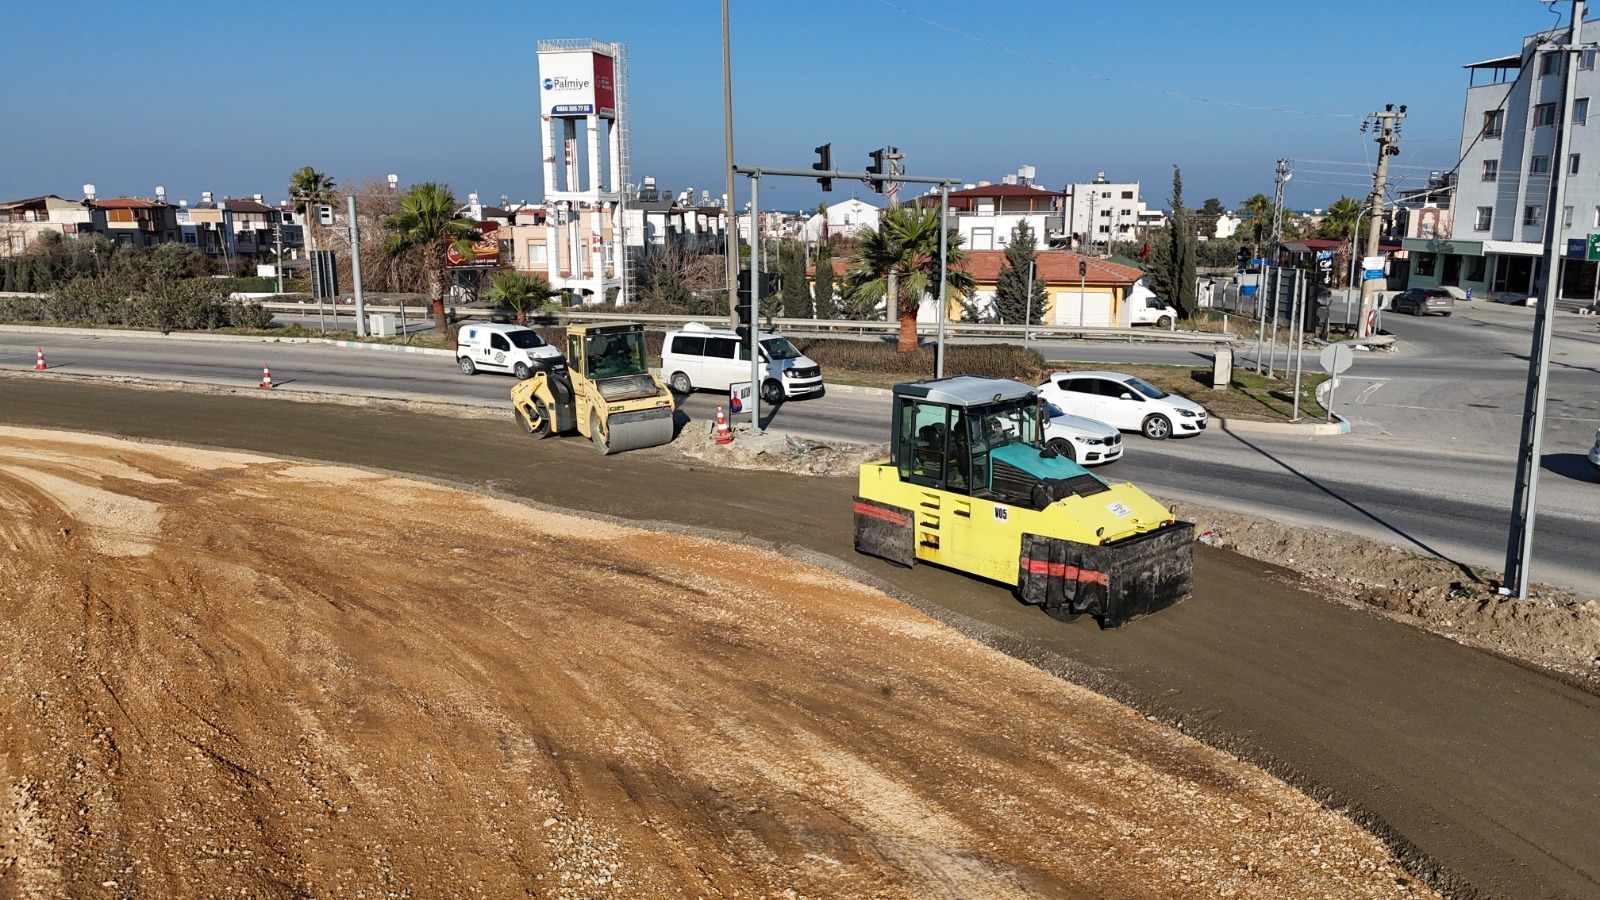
812, 239, 836, 319
993, 221, 1044, 324
1163, 167, 1198, 320
780, 243, 809, 318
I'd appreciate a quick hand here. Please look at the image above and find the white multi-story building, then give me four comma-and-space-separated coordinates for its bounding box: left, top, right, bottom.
1420, 22, 1600, 304
1063, 173, 1161, 254
800, 197, 879, 242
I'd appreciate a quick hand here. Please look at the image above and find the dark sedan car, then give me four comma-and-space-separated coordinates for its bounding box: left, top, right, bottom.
1391, 287, 1456, 317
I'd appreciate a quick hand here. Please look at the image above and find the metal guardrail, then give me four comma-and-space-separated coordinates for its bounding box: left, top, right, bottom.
256, 302, 1240, 344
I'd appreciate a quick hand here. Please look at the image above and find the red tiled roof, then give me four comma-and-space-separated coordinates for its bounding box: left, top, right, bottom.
960, 250, 1141, 285
220, 199, 275, 214
808, 249, 1142, 285
947, 184, 1063, 198
91, 198, 172, 209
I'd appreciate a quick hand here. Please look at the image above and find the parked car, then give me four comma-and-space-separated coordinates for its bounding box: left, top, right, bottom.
1036, 371, 1208, 440
1042, 402, 1123, 465
1391, 287, 1456, 317
1588, 428, 1600, 472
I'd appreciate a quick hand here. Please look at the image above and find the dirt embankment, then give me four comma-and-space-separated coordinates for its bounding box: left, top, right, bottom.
0, 429, 1430, 898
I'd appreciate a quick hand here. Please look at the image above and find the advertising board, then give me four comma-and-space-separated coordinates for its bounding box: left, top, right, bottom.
445, 221, 501, 268
538, 49, 616, 119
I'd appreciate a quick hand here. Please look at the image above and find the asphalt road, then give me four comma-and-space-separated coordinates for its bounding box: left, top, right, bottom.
5, 313, 1595, 593
1, 376, 1595, 899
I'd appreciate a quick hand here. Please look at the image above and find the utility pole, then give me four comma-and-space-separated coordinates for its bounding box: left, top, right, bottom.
1087, 191, 1098, 256
273, 223, 284, 294
1505, 0, 1585, 598
1357, 105, 1406, 338
348, 194, 367, 337
1268, 158, 1290, 266
721, 0, 739, 329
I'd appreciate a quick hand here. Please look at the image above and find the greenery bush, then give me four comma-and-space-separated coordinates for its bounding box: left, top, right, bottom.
791, 338, 1047, 381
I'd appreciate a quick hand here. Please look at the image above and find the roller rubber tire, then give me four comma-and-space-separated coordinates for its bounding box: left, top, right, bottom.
590, 410, 613, 456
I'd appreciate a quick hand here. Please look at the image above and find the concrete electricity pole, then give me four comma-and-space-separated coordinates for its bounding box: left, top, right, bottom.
1505, 0, 1586, 598
1357, 105, 1406, 338
1269, 158, 1290, 264
721, 0, 739, 329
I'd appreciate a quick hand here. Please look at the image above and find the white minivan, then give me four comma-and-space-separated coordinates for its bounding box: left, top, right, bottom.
1124, 284, 1179, 327
661, 323, 823, 403
457, 323, 565, 379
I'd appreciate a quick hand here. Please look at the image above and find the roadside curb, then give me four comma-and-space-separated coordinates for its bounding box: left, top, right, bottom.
818, 383, 893, 397
322, 340, 452, 356
1215, 416, 1349, 436
1, 324, 452, 355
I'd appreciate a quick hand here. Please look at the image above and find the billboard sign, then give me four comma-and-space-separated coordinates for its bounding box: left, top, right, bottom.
445, 221, 501, 268
538, 49, 616, 119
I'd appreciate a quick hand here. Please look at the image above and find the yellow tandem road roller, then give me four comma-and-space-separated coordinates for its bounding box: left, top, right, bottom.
510, 322, 676, 455
854, 376, 1193, 627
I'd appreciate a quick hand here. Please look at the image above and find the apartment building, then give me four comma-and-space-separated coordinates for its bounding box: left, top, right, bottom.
0, 195, 93, 257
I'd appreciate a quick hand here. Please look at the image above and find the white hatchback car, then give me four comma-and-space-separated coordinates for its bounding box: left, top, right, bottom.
1037, 370, 1208, 440
1042, 402, 1123, 466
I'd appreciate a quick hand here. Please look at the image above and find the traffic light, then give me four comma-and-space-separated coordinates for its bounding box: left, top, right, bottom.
866, 148, 886, 194
813, 143, 833, 191
1236, 247, 1249, 266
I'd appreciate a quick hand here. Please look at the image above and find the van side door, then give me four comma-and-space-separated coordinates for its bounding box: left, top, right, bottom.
667, 333, 706, 388
702, 336, 740, 390
486, 332, 512, 370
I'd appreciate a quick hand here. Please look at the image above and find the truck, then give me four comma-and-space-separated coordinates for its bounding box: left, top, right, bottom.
853, 376, 1194, 627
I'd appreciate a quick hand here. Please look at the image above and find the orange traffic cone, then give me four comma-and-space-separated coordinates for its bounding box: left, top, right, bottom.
34, 347, 46, 370
260, 364, 272, 389
714, 405, 733, 444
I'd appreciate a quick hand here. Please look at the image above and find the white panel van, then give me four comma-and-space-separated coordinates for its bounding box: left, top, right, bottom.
456, 323, 565, 379
661, 323, 823, 404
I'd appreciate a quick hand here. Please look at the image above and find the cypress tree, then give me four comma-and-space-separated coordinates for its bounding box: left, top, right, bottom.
812, 239, 836, 319
993, 221, 1045, 324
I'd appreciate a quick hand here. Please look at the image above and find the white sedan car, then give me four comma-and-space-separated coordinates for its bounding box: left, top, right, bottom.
1037, 370, 1208, 440
1042, 403, 1123, 466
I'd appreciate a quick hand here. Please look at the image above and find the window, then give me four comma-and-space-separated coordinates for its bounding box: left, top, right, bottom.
1415, 254, 1436, 277
8, 235, 23, 253
1476, 207, 1493, 230
1577, 98, 1590, 125
705, 337, 737, 359
524, 242, 546, 264
1572, 154, 1583, 175
1482, 159, 1499, 181
1584, 49, 1597, 69
108, 208, 133, 223
1535, 103, 1557, 127
490, 333, 509, 352
670, 334, 705, 356
1468, 257, 1487, 281
1121, 190, 1133, 199
1531, 155, 1551, 174
1483, 110, 1504, 137
1565, 206, 1575, 228
1541, 51, 1561, 76
1524, 205, 1542, 225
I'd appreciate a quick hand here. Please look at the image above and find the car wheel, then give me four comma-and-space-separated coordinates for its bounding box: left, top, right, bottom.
761, 379, 784, 405
1141, 415, 1172, 440
669, 371, 693, 393
1046, 437, 1076, 461
590, 410, 612, 455
513, 361, 533, 380
459, 357, 477, 376
1155, 315, 1172, 328
1411, 303, 1424, 317
1442, 311, 1452, 317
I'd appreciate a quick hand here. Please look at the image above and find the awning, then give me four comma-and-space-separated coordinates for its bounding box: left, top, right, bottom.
1482, 240, 1545, 256
1402, 237, 1484, 257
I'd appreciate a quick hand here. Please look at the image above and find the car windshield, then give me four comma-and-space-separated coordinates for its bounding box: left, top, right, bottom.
584, 331, 649, 379
1123, 377, 1168, 400
508, 331, 547, 349
760, 337, 801, 360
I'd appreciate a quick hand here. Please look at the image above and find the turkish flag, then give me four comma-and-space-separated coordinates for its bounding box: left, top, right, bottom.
1139, 243, 1151, 259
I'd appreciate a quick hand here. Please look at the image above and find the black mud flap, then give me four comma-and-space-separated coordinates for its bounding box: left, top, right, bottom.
853, 496, 915, 568
1018, 522, 1195, 628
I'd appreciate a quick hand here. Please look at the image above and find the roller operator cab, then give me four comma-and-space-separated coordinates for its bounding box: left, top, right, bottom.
509, 323, 676, 455
853, 376, 1194, 627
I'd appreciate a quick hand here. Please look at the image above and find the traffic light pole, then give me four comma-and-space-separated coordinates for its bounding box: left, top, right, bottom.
732, 163, 962, 392
748, 172, 762, 435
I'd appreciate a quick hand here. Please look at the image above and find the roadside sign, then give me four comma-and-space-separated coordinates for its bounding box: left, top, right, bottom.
1588, 233, 1600, 262
1319, 343, 1354, 375
1568, 238, 1588, 258
730, 381, 753, 414
1362, 268, 1384, 281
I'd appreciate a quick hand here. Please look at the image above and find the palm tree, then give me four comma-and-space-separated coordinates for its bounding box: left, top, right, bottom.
1237, 192, 1273, 254
288, 167, 336, 216
383, 183, 476, 334
484, 271, 555, 325
844, 206, 974, 352
1318, 196, 1365, 288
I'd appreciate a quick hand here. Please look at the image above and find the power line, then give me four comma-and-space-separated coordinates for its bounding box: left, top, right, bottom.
875, 0, 1358, 118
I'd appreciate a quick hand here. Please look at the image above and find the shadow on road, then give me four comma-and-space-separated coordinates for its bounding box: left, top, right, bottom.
1222, 430, 1486, 583
1541, 452, 1600, 483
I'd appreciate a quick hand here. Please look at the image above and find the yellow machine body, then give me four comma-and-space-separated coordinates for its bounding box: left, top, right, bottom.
510, 323, 675, 455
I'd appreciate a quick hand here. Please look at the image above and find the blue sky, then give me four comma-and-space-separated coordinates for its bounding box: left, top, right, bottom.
4, 0, 1566, 214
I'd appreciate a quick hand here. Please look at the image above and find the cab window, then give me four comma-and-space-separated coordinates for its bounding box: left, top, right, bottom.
673, 335, 706, 356
705, 337, 737, 359
898, 400, 950, 487
490, 333, 510, 352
